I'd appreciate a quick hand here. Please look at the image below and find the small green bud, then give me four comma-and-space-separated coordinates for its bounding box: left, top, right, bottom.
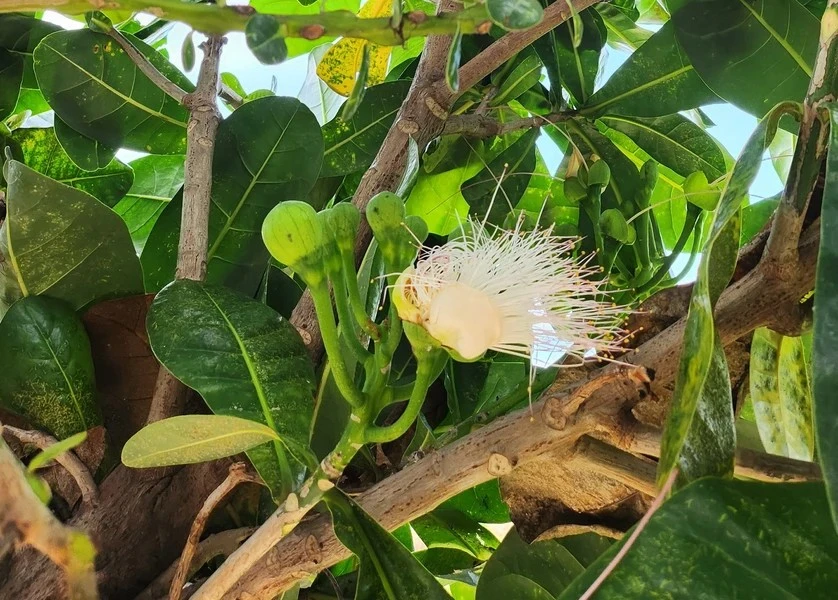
367, 192, 422, 272
262, 201, 329, 285
587, 159, 611, 188
316, 211, 343, 275
366, 192, 406, 234
683, 171, 720, 211
636, 159, 658, 208
182, 31, 196, 72
321, 202, 360, 254
563, 176, 588, 203
599, 208, 636, 244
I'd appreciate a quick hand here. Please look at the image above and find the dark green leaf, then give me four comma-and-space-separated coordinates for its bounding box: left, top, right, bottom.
0, 296, 100, 439
559, 480, 838, 599
245, 14, 288, 65
181, 30, 195, 71
147, 281, 316, 499
9, 127, 133, 207
740, 194, 780, 245
0, 13, 59, 88
487, 0, 544, 30
54, 116, 118, 171
595, 4, 652, 51
34, 30, 192, 154
0, 47, 22, 120
598, 114, 726, 180
321, 80, 411, 177
490, 50, 543, 107
142, 97, 323, 295
750, 327, 814, 460
113, 154, 184, 254
581, 22, 719, 117
812, 105, 838, 530
412, 508, 498, 560
445, 356, 526, 423
0, 160, 143, 315
122, 414, 280, 468
439, 480, 510, 524
658, 103, 795, 485
672, 0, 818, 120
325, 488, 451, 600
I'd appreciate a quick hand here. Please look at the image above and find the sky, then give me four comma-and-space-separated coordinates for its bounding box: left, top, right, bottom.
41, 9, 787, 284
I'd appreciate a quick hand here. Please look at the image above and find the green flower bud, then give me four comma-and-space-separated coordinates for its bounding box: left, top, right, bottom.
262, 201, 329, 286
367, 192, 406, 235
600, 208, 636, 245
588, 159, 611, 188
367, 192, 423, 273
321, 203, 360, 254
316, 211, 343, 275
684, 171, 720, 211
636, 159, 658, 208
563, 176, 588, 203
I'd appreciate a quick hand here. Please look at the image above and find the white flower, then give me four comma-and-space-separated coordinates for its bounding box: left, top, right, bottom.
393, 217, 628, 363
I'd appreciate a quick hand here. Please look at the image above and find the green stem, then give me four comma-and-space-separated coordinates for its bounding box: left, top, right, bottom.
15, 0, 492, 41
364, 354, 436, 444
342, 249, 380, 341
310, 283, 366, 410
331, 272, 373, 365
635, 205, 702, 294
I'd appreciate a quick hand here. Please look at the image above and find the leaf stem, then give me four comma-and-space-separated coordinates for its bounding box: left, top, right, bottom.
331, 272, 373, 365
341, 250, 380, 341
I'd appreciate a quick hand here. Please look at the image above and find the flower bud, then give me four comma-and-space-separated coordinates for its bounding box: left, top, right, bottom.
262, 201, 329, 286
684, 171, 720, 211
322, 203, 360, 254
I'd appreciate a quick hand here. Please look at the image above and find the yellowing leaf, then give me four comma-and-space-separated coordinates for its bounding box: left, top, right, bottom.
317, 0, 392, 96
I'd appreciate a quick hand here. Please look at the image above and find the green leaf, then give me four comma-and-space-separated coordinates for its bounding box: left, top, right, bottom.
558, 480, 838, 599
598, 114, 726, 181
812, 105, 838, 530
0, 47, 22, 120
490, 50, 543, 107
142, 97, 323, 295
580, 22, 719, 118
412, 508, 498, 560
0, 296, 100, 439
9, 127, 133, 207
34, 30, 192, 154
297, 43, 345, 125
750, 327, 814, 460
446, 24, 462, 92
112, 154, 185, 254
325, 488, 451, 600
487, 0, 544, 30
122, 414, 280, 468
658, 103, 796, 485
477, 528, 612, 599
672, 0, 818, 120
445, 356, 526, 424
54, 116, 118, 171
321, 80, 411, 178
462, 129, 537, 225
147, 281, 316, 499
0, 160, 143, 315
245, 14, 289, 65
740, 194, 781, 245
28, 431, 87, 472
440, 480, 510, 524
0, 14, 59, 114
595, 4, 653, 52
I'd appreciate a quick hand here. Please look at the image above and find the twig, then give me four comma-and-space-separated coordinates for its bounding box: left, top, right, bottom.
577, 468, 678, 600
0, 438, 99, 599
2, 425, 98, 506
106, 28, 187, 103
621, 421, 823, 483
0, 0, 491, 42
763, 0, 838, 266
146, 35, 225, 423
441, 112, 574, 138
570, 436, 657, 497
170, 463, 261, 600
136, 528, 256, 600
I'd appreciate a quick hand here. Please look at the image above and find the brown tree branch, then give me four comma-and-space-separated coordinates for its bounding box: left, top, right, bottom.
106, 27, 187, 103
170, 463, 261, 600
0, 438, 98, 600
2, 425, 98, 507
146, 36, 225, 424
569, 436, 658, 497
441, 112, 574, 138
214, 220, 819, 599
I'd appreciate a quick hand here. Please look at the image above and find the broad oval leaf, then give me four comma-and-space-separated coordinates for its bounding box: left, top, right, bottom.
580, 22, 719, 118
672, 0, 818, 120
0, 14, 60, 115
34, 29, 192, 154
325, 489, 452, 600
113, 154, 185, 254
558, 480, 838, 599
321, 80, 411, 177
147, 281, 316, 498
0, 160, 143, 315
122, 414, 279, 468
0, 296, 100, 439
486, 0, 544, 30
54, 116, 118, 171
0, 46, 22, 120
142, 96, 323, 294
9, 127, 133, 207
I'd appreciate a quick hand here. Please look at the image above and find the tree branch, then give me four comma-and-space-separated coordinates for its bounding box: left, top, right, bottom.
2, 425, 98, 507
569, 436, 658, 497
214, 220, 820, 599
0, 0, 491, 42
0, 438, 98, 600
106, 27, 187, 103
146, 35, 224, 423
441, 112, 574, 138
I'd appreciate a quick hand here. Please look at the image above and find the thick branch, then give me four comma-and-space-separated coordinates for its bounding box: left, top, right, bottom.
146, 36, 224, 423
0, 0, 491, 42
217, 221, 820, 599
0, 439, 98, 600
2, 425, 98, 507
441, 112, 573, 138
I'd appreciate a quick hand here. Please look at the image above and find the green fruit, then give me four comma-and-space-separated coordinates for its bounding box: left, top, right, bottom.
600, 208, 636, 244
322, 202, 360, 254
588, 160, 611, 188
262, 201, 329, 285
